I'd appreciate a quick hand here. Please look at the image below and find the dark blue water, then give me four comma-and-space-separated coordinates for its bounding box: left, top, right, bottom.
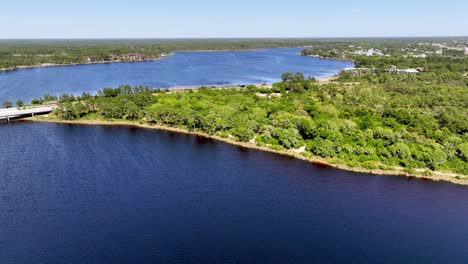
0, 48, 353, 103
1, 122, 467, 263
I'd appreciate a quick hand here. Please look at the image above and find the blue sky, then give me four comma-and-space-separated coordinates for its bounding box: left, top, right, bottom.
1, 0, 467, 38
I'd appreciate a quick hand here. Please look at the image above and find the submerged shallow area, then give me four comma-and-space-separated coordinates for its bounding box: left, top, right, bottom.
1, 122, 467, 263
0, 47, 353, 102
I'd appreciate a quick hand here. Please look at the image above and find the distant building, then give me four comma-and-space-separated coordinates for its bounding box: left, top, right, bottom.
412, 54, 427, 58
107, 54, 120, 61
340, 67, 374, 77
86, 56, 99, 62
388, 66, 419, 74
397, 69, 419, 74
343, 67, 372, 73
354, 48, 384, 56
123, 53, 146, 61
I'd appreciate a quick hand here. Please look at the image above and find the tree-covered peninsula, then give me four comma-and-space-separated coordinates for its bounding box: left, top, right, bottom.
31, 69, 468, 180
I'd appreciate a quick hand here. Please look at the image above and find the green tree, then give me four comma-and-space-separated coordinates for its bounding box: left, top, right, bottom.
307, 138, 336, 158
457, 143, 468, 162
124, 101, 140, 120
290, 83, 305, 93
16, 100, 24, 108
43, 94, 58, 102
231, 126, 255, 142
99, 87, 122, 97
2, 101, 13, 108
281, 72, 294, 82
81, 92, 92, 100
55, 102, 76, 120
31, 98, 42, 105
272, 127, 304, 149
99, 99, 125, 119
73, 102, 89, 118
59, 94, 75, 103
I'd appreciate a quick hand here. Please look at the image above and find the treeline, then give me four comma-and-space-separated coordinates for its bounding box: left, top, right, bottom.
28, 85, 154, 105
0, 38, 347, 69
352, 56, 468, 72
0, 40, 166, 69
45, 73, 468, 176
3, 37, 466, 69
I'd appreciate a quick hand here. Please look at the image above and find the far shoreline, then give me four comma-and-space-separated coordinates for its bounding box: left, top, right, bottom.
0, 54, 173, 73
305, 54, 354, 63
27, 117, 468, 186
0, 47, 354, 73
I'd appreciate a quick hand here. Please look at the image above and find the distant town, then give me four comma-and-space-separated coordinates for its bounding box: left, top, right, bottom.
302, 39, 468, 77
86, 52, 171, 63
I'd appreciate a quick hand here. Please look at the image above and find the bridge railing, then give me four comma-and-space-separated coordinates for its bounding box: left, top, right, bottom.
0, 104, 57, 120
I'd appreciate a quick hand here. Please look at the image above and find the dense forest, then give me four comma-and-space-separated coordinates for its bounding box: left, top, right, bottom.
30, 69, 467, 177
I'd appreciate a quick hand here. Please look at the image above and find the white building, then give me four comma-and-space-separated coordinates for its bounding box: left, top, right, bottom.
354, 48, 384, 56
398, 69, 419, 74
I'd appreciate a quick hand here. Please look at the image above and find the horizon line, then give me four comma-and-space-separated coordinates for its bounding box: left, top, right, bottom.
0, 36, 468, 40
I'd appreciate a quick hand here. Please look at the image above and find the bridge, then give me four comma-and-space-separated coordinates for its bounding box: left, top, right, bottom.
0, 105, 57, 123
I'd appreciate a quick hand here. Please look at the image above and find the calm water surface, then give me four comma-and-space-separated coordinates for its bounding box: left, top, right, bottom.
0, 48, 353, 103
1, 122, 467, 263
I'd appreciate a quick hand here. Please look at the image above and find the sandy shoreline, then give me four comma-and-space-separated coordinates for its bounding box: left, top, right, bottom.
305, 54, 353, 63
167, 73, 340, 90
28, 117, 468, 186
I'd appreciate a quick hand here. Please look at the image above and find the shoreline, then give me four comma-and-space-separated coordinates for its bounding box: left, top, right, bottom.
28, 117, 468, 186
0, 47, 290, 72
0, 47, 354, 73
173, 46, 305, 53
174, 49, 267, 52
152, 75, 337, 91
305, 54, 354, 63
0, 54, 173, 72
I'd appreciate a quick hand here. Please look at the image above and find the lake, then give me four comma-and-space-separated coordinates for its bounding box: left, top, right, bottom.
1, 122, 467, 263
0, 48, 353, 103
